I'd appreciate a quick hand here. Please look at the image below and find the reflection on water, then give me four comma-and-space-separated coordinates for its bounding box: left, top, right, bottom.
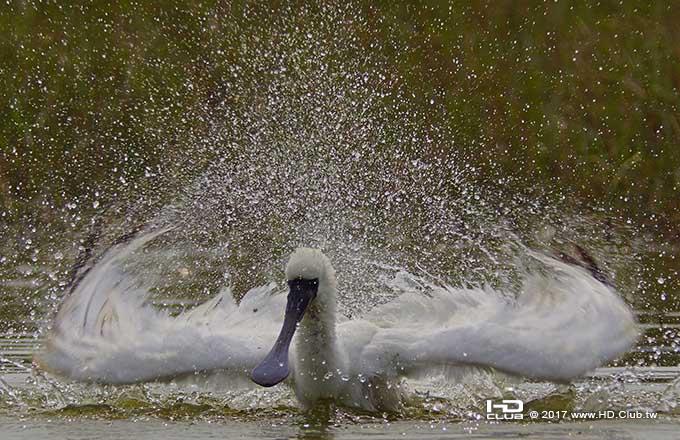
2, 331, 680, 437
1, 415, 680, 440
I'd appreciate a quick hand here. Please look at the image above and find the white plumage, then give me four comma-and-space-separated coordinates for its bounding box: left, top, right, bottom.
36, 228, 638, 411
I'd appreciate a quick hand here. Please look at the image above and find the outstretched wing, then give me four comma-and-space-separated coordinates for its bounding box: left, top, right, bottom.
35, 228, 285, 384
338, 252, 638, 383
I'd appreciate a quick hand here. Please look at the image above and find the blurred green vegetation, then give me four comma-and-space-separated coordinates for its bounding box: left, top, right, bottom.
0, 0, 678, 234
375, 1, 680, 234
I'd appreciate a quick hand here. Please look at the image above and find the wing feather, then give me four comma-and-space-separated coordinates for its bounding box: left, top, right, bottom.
339, 253, 638, 383
36, 228, 285, 384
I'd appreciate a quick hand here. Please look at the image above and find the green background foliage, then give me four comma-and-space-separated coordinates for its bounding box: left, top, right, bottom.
1, 1, 678, 232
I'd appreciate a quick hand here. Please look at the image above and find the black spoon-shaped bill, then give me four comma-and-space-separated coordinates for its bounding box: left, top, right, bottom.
251, 278, 318, 387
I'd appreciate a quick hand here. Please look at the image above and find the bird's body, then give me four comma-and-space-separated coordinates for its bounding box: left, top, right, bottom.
36, 228, 638, 412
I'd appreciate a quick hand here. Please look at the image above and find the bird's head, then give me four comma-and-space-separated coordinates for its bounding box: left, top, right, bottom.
285, 247, 336, 302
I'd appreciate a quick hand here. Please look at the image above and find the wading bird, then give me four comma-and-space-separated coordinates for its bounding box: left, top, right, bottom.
36, 228, 637, 411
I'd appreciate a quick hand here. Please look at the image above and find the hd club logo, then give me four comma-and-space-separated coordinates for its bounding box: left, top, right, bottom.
485, 399, 524, 420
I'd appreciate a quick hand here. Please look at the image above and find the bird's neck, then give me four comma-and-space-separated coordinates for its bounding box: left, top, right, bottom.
294, 282, 341, 391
